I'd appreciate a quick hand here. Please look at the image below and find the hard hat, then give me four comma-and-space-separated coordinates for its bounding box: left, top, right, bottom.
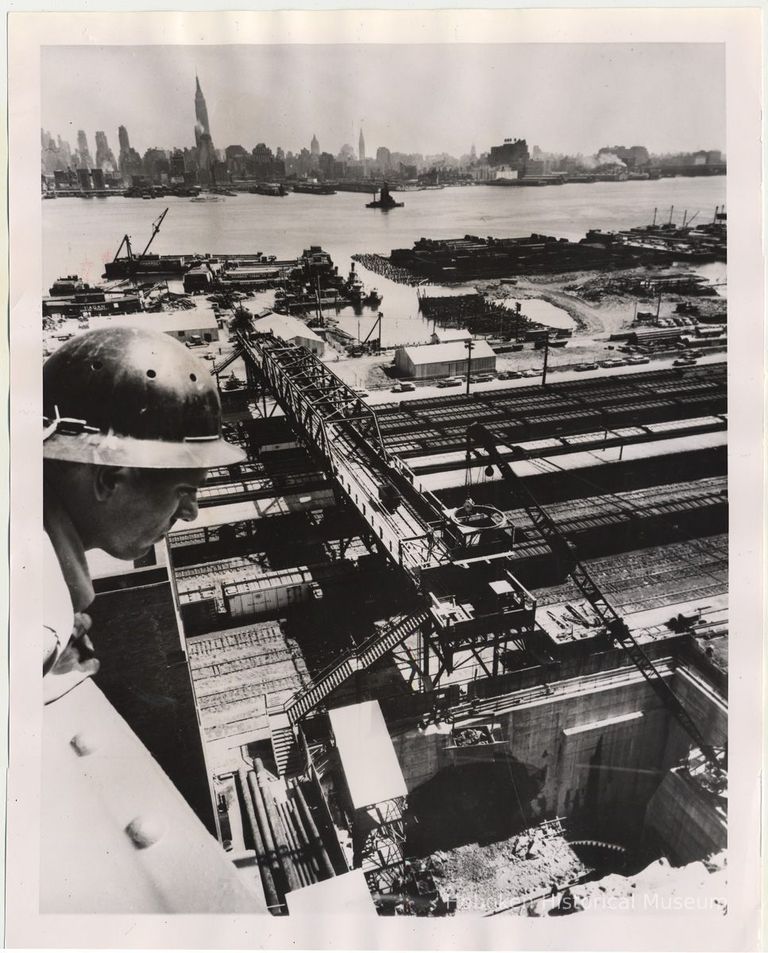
43, 326, 246, 468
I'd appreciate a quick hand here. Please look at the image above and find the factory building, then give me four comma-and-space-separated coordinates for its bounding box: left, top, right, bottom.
394, 339, 496, 379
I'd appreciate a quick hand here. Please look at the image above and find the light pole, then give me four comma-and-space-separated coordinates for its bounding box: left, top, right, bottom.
464, 338, 474, 396
541, 330, 550, 387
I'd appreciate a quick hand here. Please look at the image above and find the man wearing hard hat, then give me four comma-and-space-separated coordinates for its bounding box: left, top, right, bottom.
40, 326, 260, 913
42, 325, 245, 701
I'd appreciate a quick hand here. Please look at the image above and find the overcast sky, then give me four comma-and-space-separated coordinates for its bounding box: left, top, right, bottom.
42, 44, 725, 158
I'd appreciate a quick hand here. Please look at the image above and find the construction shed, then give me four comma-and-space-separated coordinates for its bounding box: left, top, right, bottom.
394, 339, 496, 380
250, 313, 325, 356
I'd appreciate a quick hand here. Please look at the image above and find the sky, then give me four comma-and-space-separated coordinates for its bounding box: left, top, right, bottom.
41, 44, 725, 159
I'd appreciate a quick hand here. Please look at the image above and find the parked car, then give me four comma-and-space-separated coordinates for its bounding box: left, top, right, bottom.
353, 388, 369, 397
673, 357, 697, 367
436, 377, 462, 388
399, 381, 416, 391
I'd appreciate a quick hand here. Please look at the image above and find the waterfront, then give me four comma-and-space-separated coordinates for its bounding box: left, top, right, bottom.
42, 176, 725, 346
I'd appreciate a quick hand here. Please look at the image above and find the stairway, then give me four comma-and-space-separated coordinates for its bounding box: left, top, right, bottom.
268, 710, 303, 777
284, 609, 430, 725
212, 344, 244, 376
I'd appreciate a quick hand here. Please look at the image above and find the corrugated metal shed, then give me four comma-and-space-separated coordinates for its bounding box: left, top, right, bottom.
400, 339, 495, 365
395, 339, 496, 379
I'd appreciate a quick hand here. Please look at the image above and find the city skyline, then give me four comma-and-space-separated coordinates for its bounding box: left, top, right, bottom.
42, 43, 725, 159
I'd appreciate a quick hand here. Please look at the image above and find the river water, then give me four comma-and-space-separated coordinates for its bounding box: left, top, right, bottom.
43, 177, 726, 346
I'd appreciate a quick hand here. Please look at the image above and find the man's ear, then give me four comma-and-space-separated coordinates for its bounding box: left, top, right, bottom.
93, 466, 131, 502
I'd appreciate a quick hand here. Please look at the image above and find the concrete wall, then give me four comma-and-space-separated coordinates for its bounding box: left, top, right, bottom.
391, 723, 451, 791
390, 662, 726, 845
666, 666, 727, 758
644, 769, 727, 864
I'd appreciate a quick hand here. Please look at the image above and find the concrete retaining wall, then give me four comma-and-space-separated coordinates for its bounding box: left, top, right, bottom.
644, 769, 727, 864
390, 660, 727, 845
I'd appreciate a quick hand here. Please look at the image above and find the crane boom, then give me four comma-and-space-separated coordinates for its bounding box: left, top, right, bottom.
465, 422, 722, 773
138, 207, 169, 260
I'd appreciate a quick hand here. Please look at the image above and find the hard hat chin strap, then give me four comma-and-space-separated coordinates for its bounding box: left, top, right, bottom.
43, 406, 101, 442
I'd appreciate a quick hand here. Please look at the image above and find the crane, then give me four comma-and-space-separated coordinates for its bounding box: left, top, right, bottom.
465, 422, 724, 776
111, 207, 169, 273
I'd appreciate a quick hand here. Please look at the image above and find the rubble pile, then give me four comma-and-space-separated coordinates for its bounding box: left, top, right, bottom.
435, 824, 590, 913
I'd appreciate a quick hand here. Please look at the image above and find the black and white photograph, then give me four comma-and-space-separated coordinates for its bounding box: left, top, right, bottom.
5, 7, 764, 950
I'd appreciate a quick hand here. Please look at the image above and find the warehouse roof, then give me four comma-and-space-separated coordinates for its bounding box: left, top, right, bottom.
398, 339, 495, 365
432, 327, 472, 343
329, 701, 407, 809
251, 312, 324, 344
89, 307, 218, 334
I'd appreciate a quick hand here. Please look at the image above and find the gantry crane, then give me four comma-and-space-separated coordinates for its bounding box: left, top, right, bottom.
465, 422, 724, 776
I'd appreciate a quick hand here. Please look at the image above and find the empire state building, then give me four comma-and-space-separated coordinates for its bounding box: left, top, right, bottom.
194, 75, 216, 183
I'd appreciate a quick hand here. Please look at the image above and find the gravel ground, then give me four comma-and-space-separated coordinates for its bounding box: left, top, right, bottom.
435, 828, 590, 915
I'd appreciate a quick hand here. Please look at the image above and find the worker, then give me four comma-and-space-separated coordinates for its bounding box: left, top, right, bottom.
43, 326, 245, 701
40, 326, 257, 913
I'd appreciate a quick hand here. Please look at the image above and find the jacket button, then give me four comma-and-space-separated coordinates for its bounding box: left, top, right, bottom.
125, 815, 166, 849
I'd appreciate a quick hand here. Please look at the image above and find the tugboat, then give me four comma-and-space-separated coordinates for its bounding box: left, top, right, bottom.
345, 263, 365, 305
366, 183, 404, 209
364, 288, 383, 307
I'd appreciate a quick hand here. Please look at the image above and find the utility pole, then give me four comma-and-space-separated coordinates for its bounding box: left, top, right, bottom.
541, 330, 550, 387
464, 338, 474, 396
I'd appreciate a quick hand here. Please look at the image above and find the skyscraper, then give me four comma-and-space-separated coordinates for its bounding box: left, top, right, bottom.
376, 146, 391, 170
358, 127, 366, 162
117, 125, 143, 184
194, 75, 215, 184
95, 131, 117, 172
310, 134, 319, 157
195, 74, 212, 138
76, 130, 93, 170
